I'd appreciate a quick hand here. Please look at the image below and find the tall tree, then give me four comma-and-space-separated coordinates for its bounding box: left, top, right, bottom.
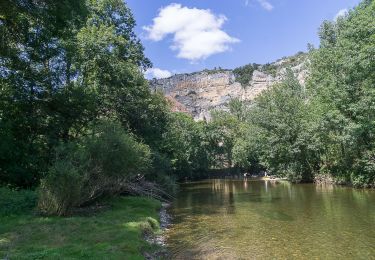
308, 0, 375, 186
0, 0, 87, 186
250, 71, 316, 182
0, 0, 162, 187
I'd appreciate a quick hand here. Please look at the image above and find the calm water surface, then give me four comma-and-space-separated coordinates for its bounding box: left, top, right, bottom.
166, 179, 375, 259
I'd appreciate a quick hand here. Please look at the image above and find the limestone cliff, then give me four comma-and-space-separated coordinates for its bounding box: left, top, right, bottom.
149, 53, 308, 120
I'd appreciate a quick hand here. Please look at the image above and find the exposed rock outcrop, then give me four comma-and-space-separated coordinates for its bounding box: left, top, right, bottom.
149, 53, 308, 121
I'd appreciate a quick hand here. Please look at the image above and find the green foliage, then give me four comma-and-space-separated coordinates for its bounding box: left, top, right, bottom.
232, 124, 263, 172
144, 150, 178, 193
260, 63, 278, 77
161, 113, 209, 179
205, 110, 240, 169
0, 0, 89, 187
212, 0, 375, 187
38, 158, 85, 216
202, 67, 229, 74
229, 98, 249, 121
38, 121, 151, 215
250, 71, 316, 182
233, 63, 260, 86
283, 52, 307, 67
0, 0, 160, 188
306, 0, 375, 187
1, 0, 374, 207
0, 188, 37, 216
351, 149, 375, 188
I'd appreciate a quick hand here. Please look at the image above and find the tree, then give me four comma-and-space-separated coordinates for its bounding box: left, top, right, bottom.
233, 63, 260, 87
0, 0, 161, 187
161, 113, 209, 179
232, 124, 263, 173
307, 0, 375, 186
250, 71, 316, 182
0, 0, 88, 187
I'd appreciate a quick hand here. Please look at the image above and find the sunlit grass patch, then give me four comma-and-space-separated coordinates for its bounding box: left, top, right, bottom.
0, 192, 162, 259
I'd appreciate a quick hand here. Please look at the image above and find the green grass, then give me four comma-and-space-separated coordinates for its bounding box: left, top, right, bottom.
0, 188, 162, 259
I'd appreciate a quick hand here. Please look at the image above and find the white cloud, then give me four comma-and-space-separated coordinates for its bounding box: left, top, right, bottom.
145, 68, 172, 79
245, 0, 274, 11
334, 9, 348, 21
257, 0, 274, 11
143, 3, 239, 61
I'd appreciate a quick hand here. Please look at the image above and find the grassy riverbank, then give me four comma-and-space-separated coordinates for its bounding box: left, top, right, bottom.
0, 188, 162, 259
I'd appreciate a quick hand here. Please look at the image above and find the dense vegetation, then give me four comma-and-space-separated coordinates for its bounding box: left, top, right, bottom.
0, 0, 374, 257
0, 0, 179, 215
233, 63, 260, 86
0, 0, 374, 234
153, 0, 375, 188
0, 0, 240, 215
212, 0, 375, 187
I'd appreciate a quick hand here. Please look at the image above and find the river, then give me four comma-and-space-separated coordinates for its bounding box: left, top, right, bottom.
165, 179, 375, 259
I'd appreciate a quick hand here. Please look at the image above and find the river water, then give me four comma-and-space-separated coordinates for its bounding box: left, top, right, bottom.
165, 179, 375, 259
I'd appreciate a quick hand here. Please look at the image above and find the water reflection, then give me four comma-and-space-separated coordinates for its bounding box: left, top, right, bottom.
167, 179, 375, 259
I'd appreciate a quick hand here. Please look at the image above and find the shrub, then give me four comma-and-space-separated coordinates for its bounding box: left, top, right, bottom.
38, 160, 83, 216
233, 63, 260, 86
38, 121, 151, 215
351, 150, 375, 188
284, 164, 303, 183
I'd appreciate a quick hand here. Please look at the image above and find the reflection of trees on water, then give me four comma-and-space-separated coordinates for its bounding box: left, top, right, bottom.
211, 179, 237, 215
173, 179, 240, 217
168, 179, 375, 259
227, 191, 235, 214
177, 179, 375, 233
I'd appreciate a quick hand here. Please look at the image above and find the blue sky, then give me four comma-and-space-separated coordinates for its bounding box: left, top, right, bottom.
126, 0, 361, 78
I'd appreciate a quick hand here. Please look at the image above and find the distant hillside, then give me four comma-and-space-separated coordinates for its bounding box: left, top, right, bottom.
149, 52, 308, 120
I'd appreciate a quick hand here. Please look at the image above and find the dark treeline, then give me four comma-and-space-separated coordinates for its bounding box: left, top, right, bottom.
0, 0, 374, 215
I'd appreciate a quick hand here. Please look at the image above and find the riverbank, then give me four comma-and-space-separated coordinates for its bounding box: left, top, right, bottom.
0, 188, 164, 259
144, 202, 171, 259
261, 176, 288, 181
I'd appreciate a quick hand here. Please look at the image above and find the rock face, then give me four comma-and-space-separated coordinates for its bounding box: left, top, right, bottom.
149, 53, 308, 121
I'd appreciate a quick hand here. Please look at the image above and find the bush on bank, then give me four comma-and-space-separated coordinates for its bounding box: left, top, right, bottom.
38, 121, 152, 216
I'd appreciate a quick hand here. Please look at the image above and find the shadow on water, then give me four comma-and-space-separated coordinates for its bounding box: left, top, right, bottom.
240, 194, 282, 203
